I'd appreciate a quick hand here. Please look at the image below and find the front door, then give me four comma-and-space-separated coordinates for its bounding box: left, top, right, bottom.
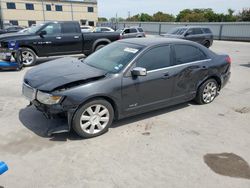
121, 45, 175, 116
35, 22, 63, 56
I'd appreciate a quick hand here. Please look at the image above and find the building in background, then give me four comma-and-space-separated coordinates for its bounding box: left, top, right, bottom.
0, 0, 98, 28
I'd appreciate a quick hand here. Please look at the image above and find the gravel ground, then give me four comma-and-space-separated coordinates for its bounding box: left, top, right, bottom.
0, 40, 250, 188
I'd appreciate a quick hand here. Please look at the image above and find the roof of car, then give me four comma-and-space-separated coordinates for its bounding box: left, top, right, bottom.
119, 37, 198, 47
174, 26, 210, 29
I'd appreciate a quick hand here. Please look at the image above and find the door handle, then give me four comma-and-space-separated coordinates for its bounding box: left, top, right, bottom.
56, 36, 62, 40
74, 36, 80, 39
162, 72, 170, 79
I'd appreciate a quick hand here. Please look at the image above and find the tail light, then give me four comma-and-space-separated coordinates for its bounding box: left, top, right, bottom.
226, 56, 232, 64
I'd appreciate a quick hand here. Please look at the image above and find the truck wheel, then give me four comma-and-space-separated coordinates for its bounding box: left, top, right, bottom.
18, 48, 37, 66
72, 99, 114, 138
95, 44, 106, 51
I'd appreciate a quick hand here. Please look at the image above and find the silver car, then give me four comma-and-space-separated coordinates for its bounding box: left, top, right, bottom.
118, 27, 146, 39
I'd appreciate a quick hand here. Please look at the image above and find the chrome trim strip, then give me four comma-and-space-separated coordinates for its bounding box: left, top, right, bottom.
147, 59, 211, 73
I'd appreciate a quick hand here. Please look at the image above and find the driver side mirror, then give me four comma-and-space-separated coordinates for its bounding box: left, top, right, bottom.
131, 67, 147, 77
39, 30, 47, 37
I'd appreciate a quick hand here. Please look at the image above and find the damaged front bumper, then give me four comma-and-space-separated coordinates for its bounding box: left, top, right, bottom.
22, 82, 77, 136
32, 100, 77, 136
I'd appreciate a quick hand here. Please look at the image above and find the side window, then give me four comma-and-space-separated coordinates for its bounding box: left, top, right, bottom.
187, 28, 195, 35
194, 28, 203, 34
136, 46, 171, 71
42, 23, 61, 35
130, 28, 137, 33
138, 28, 144, 32
174, 44, 207, 65
203, 28, 212, 34
124, 29, 130, 34
62, 23, 78, 33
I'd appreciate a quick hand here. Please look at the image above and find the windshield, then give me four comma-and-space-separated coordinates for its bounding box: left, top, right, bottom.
26, 23, 45, 34
168, 28, 187, 35
84, 42, 143, 73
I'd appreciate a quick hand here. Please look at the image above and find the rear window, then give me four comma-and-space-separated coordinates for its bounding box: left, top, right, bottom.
174, 44, 207, 65
137, 28, 144, 32
203, 28, 212, 34
129, 28, 137, 33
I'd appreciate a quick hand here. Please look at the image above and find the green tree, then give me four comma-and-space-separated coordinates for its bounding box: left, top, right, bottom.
237, 8, 250, 21
127, 14, 140, 21
126, 13, 152, 22
152, 11, 175, 22
98, 17, 108, 22
140, 13, 153, 21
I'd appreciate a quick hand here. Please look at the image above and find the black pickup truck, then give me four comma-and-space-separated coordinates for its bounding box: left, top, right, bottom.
0, 21, 120, 66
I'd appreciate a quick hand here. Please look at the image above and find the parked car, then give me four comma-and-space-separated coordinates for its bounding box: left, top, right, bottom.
118, 27, 146, 39
80, 25, 94, 33
0, 21, 120, 66
22, 38, 231, 138
162, 26, 213, 48
0, 26, 24, 35
94, 27, 114, 32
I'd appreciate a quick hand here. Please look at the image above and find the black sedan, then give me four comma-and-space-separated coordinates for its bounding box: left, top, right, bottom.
22, 38, 231, 138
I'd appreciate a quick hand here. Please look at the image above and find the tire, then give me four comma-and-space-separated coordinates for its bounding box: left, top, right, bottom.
204, 40, 210, 48
95, 44, 106, 52
72, 99, 114, 138
195, 79, 218, 104
18, 48, 37, 66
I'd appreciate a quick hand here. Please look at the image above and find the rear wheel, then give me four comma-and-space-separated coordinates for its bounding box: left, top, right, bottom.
195, 79, 218, 104
72, 99, 114, 138
204, 40, 210, 48
95, 44, 106, 51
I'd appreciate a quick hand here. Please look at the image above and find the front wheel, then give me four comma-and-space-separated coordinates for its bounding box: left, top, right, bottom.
72, 99, 114, 138
17, 48, 37, 66
195, 79, 218, 104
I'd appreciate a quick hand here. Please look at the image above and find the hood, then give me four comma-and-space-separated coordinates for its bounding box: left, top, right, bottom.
24, 57, 107, 92
161, 34, 184, 39
0, 32, 32, 41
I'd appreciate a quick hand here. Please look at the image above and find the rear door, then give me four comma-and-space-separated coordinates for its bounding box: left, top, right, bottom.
60, 22, 82, 55
122, 45, 175, 115
171, 44, 210, 99
185, 28, 204, 44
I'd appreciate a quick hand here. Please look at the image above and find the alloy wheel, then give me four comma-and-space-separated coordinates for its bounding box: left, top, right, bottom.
202, 82, 217, 103
80, 104, 110, 134
22, 51, 34, 65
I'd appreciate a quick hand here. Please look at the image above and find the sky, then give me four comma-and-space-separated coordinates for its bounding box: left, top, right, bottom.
97, 0, 250, 18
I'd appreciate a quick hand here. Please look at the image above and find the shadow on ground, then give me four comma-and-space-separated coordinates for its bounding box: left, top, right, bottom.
204, 153, 250, 179
19, 102, 190, 141
240, 63, 250, 68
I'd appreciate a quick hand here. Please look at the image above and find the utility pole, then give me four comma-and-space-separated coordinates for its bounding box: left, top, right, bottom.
41, 0, 45, 21
115, 13, 118, 30
0, 0, 4, 28
71, 2, 73, 21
